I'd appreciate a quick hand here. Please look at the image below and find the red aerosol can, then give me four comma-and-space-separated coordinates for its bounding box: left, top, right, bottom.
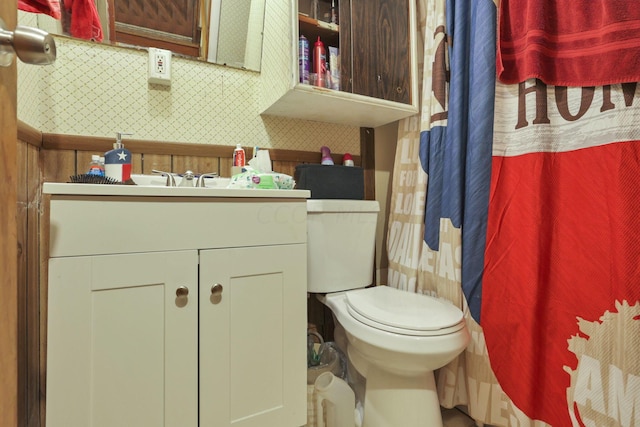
313, 36, 326, 87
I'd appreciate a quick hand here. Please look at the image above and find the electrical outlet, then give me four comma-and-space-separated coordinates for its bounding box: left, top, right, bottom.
148, 48, 171, 85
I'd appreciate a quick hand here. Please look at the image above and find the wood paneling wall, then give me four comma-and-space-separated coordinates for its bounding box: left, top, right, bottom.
38, 132, 361, 182
17, 122, 370, 427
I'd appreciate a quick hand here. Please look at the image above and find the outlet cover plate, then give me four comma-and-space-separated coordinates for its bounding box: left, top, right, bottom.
148, 47, 171, 85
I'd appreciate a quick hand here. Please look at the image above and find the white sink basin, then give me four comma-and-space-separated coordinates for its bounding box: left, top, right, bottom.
130, 174, 231, 189
44, 179, 310, 199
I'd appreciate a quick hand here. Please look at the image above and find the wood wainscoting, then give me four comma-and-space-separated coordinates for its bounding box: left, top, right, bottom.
37, 133, 361, 183
17, 121, 374, 427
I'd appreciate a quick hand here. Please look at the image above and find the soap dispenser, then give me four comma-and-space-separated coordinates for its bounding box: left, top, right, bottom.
105, 132, 133, 182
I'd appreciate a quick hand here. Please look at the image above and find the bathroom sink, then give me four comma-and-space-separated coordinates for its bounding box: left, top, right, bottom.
43, 174, 309, 198
130, 174, 231, 189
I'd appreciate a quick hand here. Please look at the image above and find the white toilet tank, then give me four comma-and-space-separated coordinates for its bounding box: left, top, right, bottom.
307, 199, 380, 293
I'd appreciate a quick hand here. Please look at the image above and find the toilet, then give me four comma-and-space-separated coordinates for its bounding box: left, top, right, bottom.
307, 199, 470, 427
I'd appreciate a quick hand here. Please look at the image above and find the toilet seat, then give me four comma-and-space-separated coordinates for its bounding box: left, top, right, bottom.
345, 286, 465, 336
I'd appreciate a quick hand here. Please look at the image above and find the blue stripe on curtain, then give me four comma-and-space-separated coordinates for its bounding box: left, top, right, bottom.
419, 0, 496, 322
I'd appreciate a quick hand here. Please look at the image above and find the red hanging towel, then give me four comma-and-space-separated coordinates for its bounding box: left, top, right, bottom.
63, 0, 103, 42
18, 0, 62, 20
497, 0, 640, 86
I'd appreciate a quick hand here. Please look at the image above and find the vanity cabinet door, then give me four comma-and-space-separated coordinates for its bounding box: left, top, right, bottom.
46, 251, 199, 427
199, 244, 307, 427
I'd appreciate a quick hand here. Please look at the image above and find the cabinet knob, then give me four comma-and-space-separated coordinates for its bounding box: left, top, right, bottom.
176, 286, 189, 297
211, 284, 223, 296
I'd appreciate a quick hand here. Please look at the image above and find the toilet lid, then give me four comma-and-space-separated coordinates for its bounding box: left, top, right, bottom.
345, 286, 464, 336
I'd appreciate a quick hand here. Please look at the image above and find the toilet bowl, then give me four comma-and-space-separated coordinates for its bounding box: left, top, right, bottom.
306, 200, 470, 427
321, 287, 469, 427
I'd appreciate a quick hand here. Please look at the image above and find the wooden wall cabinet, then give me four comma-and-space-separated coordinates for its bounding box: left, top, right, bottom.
260, 0, 418, 128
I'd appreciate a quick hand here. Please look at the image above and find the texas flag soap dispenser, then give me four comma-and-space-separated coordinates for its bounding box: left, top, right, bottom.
105, 132, 133, 183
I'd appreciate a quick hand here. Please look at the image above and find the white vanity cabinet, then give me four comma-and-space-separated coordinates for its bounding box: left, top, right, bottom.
44, 184, 309, 427
260, 0, 418, 128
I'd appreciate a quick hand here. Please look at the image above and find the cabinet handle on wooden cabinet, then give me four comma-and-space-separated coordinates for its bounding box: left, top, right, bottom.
176, 286, 189, 297
211, 284, 223, 296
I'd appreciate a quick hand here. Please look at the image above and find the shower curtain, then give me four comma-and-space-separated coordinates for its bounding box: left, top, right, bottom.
388, 0, 640, 426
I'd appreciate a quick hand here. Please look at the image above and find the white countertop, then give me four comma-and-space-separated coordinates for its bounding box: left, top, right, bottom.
43, 182, 311, 199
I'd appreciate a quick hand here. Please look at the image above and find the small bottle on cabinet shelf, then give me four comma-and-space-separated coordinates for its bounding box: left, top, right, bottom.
313, 36, 326, 88
299, 35, 310, 84
330, 0, 338, 24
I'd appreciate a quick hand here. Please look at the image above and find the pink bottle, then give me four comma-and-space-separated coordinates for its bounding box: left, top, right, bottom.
321, 146, 334, 165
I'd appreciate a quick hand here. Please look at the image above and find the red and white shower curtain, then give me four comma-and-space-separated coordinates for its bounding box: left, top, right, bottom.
388, 0, 640, 426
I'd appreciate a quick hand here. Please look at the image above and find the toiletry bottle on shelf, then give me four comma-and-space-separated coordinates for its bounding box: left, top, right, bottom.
328, 46, 340, 90
87, 154, 105, 176
343, 153, 354, 167
299, 35, 309, 84
104, 132, 133, 183
330, 0, 338, 24
321, 146, 334, 165
313, 37, 326, 88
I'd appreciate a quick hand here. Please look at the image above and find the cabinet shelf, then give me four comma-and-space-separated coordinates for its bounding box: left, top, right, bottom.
298, 13, 339, 33
262, 83, 419, 128
299, 14, 339, 48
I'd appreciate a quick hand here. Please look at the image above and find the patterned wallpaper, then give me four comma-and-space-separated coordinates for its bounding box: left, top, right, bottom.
17, 11, 360, 154
260, 0, 295, 114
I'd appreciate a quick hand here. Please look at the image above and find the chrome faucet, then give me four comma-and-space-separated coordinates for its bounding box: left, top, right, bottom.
179, 170, 196, 187
152, 169, 218, 187
152, 169, 177, 187
196, 173, 218, 187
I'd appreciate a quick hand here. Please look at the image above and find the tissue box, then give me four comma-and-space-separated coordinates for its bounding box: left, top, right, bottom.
294, 164, 364, 199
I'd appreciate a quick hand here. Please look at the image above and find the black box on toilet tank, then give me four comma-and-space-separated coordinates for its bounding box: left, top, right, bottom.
294, 164, 364, 199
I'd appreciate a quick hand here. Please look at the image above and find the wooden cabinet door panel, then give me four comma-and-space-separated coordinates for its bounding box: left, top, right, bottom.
349, 0, 411, 104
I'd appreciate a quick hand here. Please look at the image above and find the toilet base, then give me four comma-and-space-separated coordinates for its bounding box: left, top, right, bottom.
362, 366, 442, 427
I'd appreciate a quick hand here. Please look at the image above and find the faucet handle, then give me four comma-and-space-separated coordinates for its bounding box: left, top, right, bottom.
196, 172, 219, 187
152, 169, 177, 187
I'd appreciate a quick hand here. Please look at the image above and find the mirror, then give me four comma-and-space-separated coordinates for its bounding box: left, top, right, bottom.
29, 0, 265, 71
